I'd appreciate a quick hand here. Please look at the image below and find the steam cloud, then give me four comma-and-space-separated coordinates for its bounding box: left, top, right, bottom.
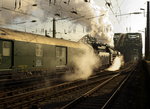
106, 55, 124, 71
38, 0, 114, 46
63, 44, 100, 81
1, 0, 114, 46
0, 0, 35, 25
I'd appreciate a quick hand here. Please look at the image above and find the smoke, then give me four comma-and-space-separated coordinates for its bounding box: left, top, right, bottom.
63, 44, 100, 81
106, 55, 124, 71
0, 0, 36, 25
37, 0, 114, 46
1, 0, 114, 46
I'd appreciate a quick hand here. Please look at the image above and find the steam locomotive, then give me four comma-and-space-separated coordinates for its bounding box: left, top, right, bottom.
0, 28, 119, 78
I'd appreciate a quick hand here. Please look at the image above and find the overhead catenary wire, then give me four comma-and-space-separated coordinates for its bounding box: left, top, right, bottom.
1, 0, 118, 37
0, 1, 76, 37
23, 0, 104, 18
0, 0, 46, 21
1, 6, 37, 18
18, 0, 107, 21
53, 13, 105, 22
115, 0, 121, 16
104, 0, 120, 24
22, 0, 78, 19
1, 0, 119, 21
1, 0, 103, 22
0, 5, 75, 29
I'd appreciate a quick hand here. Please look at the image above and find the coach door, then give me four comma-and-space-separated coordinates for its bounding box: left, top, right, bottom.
56, 46, 67, 67
0, 40, 12, 69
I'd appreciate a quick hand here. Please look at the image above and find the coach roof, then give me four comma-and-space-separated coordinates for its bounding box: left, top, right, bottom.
0, 28, 85, 48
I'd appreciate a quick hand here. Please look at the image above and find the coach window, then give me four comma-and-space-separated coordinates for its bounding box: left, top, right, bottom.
36, 44, 43, 57
3, 41, 11, 56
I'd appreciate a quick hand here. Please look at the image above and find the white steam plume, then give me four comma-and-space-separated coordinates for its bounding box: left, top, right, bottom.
0, 0, 36, 25
1, 0, 114, 46
38, 0, 114, 46
106, 55, 124, 71
63, 44, 100, 81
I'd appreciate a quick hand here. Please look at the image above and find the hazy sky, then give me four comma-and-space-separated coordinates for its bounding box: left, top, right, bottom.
0, 0, 147, 41
95, 0, 146, 32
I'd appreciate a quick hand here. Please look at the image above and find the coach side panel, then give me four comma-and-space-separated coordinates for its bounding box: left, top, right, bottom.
13, 41, 56, 72
13, 41, 35, 69
43, 44, 56, 72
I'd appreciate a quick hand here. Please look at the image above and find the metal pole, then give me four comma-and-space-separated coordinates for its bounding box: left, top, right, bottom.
146, 1, 150, 60
53, 18, 56, 38
145, 28, 147, 59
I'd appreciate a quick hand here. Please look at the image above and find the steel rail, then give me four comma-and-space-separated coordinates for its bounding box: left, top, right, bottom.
60, 74, 120, 109
101, 66, 136, 109
3, 75, 113, 108
0, 73, 115, 106
60, 63, 137, 109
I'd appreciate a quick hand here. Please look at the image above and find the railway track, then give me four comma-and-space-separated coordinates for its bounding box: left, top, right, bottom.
0, 71, 121, 109
0, 62, 129, 98
0, 65, 109, 92
0, 69, 119, 98
60, 64, 136, 109
0, 62, 135, 109
0, 72, 65, 97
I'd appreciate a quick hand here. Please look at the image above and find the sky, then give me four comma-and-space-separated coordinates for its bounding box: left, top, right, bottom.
0, 0, 147, 41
